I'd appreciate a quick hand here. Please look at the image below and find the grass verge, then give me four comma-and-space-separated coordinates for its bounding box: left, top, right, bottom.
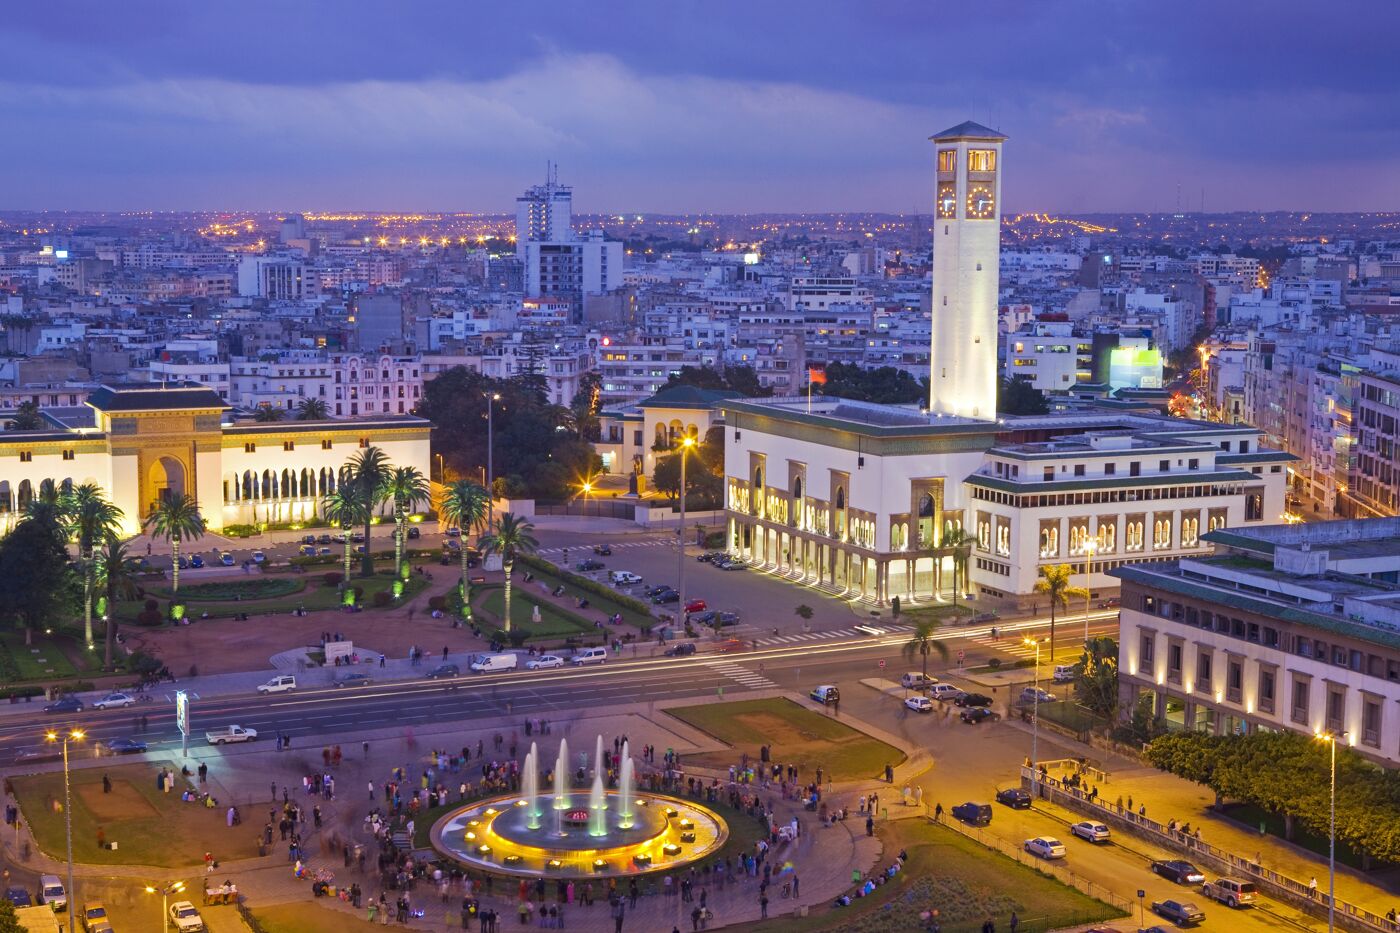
474, 585, 599, 640
666, 697, 904, 783
747, 819, 1122, 933
250, 903, 385, 933
0, 630, 92, 680
12, 760, 260, 869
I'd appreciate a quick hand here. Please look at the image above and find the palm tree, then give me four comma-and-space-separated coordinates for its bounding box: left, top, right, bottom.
322, 490, 367, 584
386, 466, 431, 579
479, 512, 538, 633
143, 494, 207, 594
901, 617, 949, 680
1034, 563, 1089, 668
942, 526, 973, 610
440, 481, 490, 616
94, 537, 139, 669
296, 398, 329, 420
346, 446, 393, 577
253, 406, 285, 423
7, 400, 42, 431
64, 483, 124, 650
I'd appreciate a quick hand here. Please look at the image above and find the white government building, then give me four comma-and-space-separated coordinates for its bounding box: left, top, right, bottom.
0, 382, 431, 538
719, 122, 1292, 608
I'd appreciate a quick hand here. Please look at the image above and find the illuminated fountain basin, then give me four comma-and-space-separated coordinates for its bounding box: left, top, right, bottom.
432, 792, 728, 878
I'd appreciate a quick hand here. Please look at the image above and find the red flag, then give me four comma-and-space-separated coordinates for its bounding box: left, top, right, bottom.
808, 366, 827, 386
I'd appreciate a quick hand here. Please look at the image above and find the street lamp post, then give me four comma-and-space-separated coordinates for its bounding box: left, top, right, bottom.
1023, 638, 1043, 794
45, 728, 84, 933
484, 392, 500, 533
435, 453, 446, 485
1316, 730, 1348, 933
145, 880, 185, 933
581, 479, 594, 519
678, 436, 695, 629
1083, 538, 1096, 648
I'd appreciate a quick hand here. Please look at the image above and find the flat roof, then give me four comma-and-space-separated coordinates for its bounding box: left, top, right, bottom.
722, 396, 998, 438
967, 468, 1259, 494
88, 382, 229, 413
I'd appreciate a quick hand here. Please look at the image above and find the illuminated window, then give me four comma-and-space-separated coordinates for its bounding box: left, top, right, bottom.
968, 149, 996, 172
937, 149, 956, 173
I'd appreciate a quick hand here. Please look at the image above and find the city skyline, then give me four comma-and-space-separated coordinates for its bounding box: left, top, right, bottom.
4, 2, 1400, 214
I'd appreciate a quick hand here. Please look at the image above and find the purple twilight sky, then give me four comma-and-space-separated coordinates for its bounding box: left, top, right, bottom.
2, 1, 1397, 214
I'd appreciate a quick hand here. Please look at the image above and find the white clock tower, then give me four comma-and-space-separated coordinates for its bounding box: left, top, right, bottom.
928, 120, 1006, 420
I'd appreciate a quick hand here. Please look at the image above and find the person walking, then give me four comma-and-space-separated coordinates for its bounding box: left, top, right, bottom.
759, 893, 769, 919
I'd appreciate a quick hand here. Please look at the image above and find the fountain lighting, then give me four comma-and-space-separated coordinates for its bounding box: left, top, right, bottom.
662, 843, 682, 856
553, 738, 571, 810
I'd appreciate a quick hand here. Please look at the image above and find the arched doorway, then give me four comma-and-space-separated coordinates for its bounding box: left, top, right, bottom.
147, 456, 186, 515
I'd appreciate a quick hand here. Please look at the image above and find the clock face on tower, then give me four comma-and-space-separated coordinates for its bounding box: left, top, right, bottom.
967, 185, 995, 220
936, 183, 957, 219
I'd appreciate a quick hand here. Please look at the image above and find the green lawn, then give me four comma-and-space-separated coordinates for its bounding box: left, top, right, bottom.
114, 572, 427, 622
12, 760, 261, 869
155, 578, 303, 600
666, 697, 904, 783
524, 563, 656, 630
0, 630, 93, 681
475, 585, 600, 640
252, 903, 386, 933
747, 819, 1122, 933
1037, 699, 1110, 734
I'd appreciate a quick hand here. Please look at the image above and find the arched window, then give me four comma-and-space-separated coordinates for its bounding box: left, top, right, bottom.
0, 481, 10, 513
792, 477, 804, 528
834, 487, 847, 539
751, 466, 763, 517
261, 470, 272, 499
917, 493, 934, 547
654, 424, 667, 450
242, 470, 254, 500
17, 480, 32, 511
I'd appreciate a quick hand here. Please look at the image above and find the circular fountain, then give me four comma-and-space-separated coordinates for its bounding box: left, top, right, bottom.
431, 737, 728, 878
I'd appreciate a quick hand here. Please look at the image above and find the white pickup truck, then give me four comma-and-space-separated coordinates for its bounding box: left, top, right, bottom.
205, 725, 258, 745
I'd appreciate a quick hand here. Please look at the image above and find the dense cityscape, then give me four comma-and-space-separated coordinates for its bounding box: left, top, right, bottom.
1, 6, 1399, 933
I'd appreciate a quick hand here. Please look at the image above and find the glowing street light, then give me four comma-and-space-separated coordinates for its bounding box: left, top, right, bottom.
46, 728, 84, 933
145, 880, 186, 932
1315, 730, 1349, 933
1023, 638, 1045, 795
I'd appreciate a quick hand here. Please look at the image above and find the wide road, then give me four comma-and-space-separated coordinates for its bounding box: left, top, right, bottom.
4, 611, 1116, 766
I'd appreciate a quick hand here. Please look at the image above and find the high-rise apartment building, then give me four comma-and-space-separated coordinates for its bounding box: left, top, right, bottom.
514, 170, 623, 304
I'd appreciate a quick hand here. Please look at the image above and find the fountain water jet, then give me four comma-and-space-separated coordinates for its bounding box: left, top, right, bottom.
588, 771, 608, 837
618, 741, 635, 828
553, 738, 571, 810
523, 744, 541, 830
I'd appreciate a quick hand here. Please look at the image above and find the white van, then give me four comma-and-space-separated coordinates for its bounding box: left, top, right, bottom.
609, 571, 643, 586
468, 652, 519, 673
900, 672, 935, 689
572, 647, 608, 665
38, 874, 67, 912
1052, 664, 1078, 683
257, 675, 297, 694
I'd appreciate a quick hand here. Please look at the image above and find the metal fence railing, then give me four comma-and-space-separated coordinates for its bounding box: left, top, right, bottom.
1020, 766, 1399, 933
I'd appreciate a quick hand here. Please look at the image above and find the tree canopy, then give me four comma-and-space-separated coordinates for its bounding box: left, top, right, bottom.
999, 378, 1051, 415
663, 364, 769, 398
0, 514, 78, 644
816, 362, 926, 405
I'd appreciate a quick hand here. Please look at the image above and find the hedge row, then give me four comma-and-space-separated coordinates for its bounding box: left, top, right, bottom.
514, 553, 654, 618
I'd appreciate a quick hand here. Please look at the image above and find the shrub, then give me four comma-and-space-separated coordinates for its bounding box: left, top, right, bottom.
428, 595, 446, 612
372, 591, 391, 608
987, 657, 1002, 670
222, 523, 261, 538
1, 685, 44, 700
703, 531, 726, 549
795, 605, 814, 620
323, 572, 344, 587
515, 553, 653, 620
137, 610, 164, 626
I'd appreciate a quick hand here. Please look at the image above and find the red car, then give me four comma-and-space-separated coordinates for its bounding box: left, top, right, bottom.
684, 599, 708, 613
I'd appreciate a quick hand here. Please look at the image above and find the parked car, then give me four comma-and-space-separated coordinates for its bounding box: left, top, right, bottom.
333, 672, 373, 688
103, 737, 149, 755
445, 527, 461, 537
1200, 878, 1257, 908
318, 534, 333, 545
664, 642, 697, 657
43, 696, 84, 714
298, 545, 317, 557
1070, 821, 1111, 843
651, 589, 680, 604
610, 571, 643, 586
644, 584, 673, 598
3, 886, 31, 907
718, 560, 746, 571
1019, 686, 1057, 704
810, 685, 840, 704
926, 683, 965, 702
593, 544, 612, 556
169, 900, 205, 932
574, 559, 606, 572
39, 875, 67, 912
904, 695, 933, 713
301, 535, 317, 545
189, 554, 205, 569
1024, 836, 1067, 859
1052, 664, 1077, 683
1096, 597, 1121, 609
427, 663, 460, 679
995, 788, 1031, 809
1151, 860, 1205, 884
257, 675, 297, 695
954, 692, 993, 708
220, 552, 235, 566
81, 902, 113, 933
92, 692, 135, 710
572, 647, 608, 665
1150, 899, 1205, 926
960, 707, 1000, 724
407, 526, 421, 539
900, 672, 935, 689
251, 550, 266, 563
445, 539, 461, 551
697, 551, 725, 563
683, 599, 707, 613
318, 547, 333, 556
525, 654, 565, 670
950, 802, 992, 826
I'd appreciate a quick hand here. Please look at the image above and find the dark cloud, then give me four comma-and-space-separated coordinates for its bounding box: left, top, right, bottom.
0, 1, 1396, 211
